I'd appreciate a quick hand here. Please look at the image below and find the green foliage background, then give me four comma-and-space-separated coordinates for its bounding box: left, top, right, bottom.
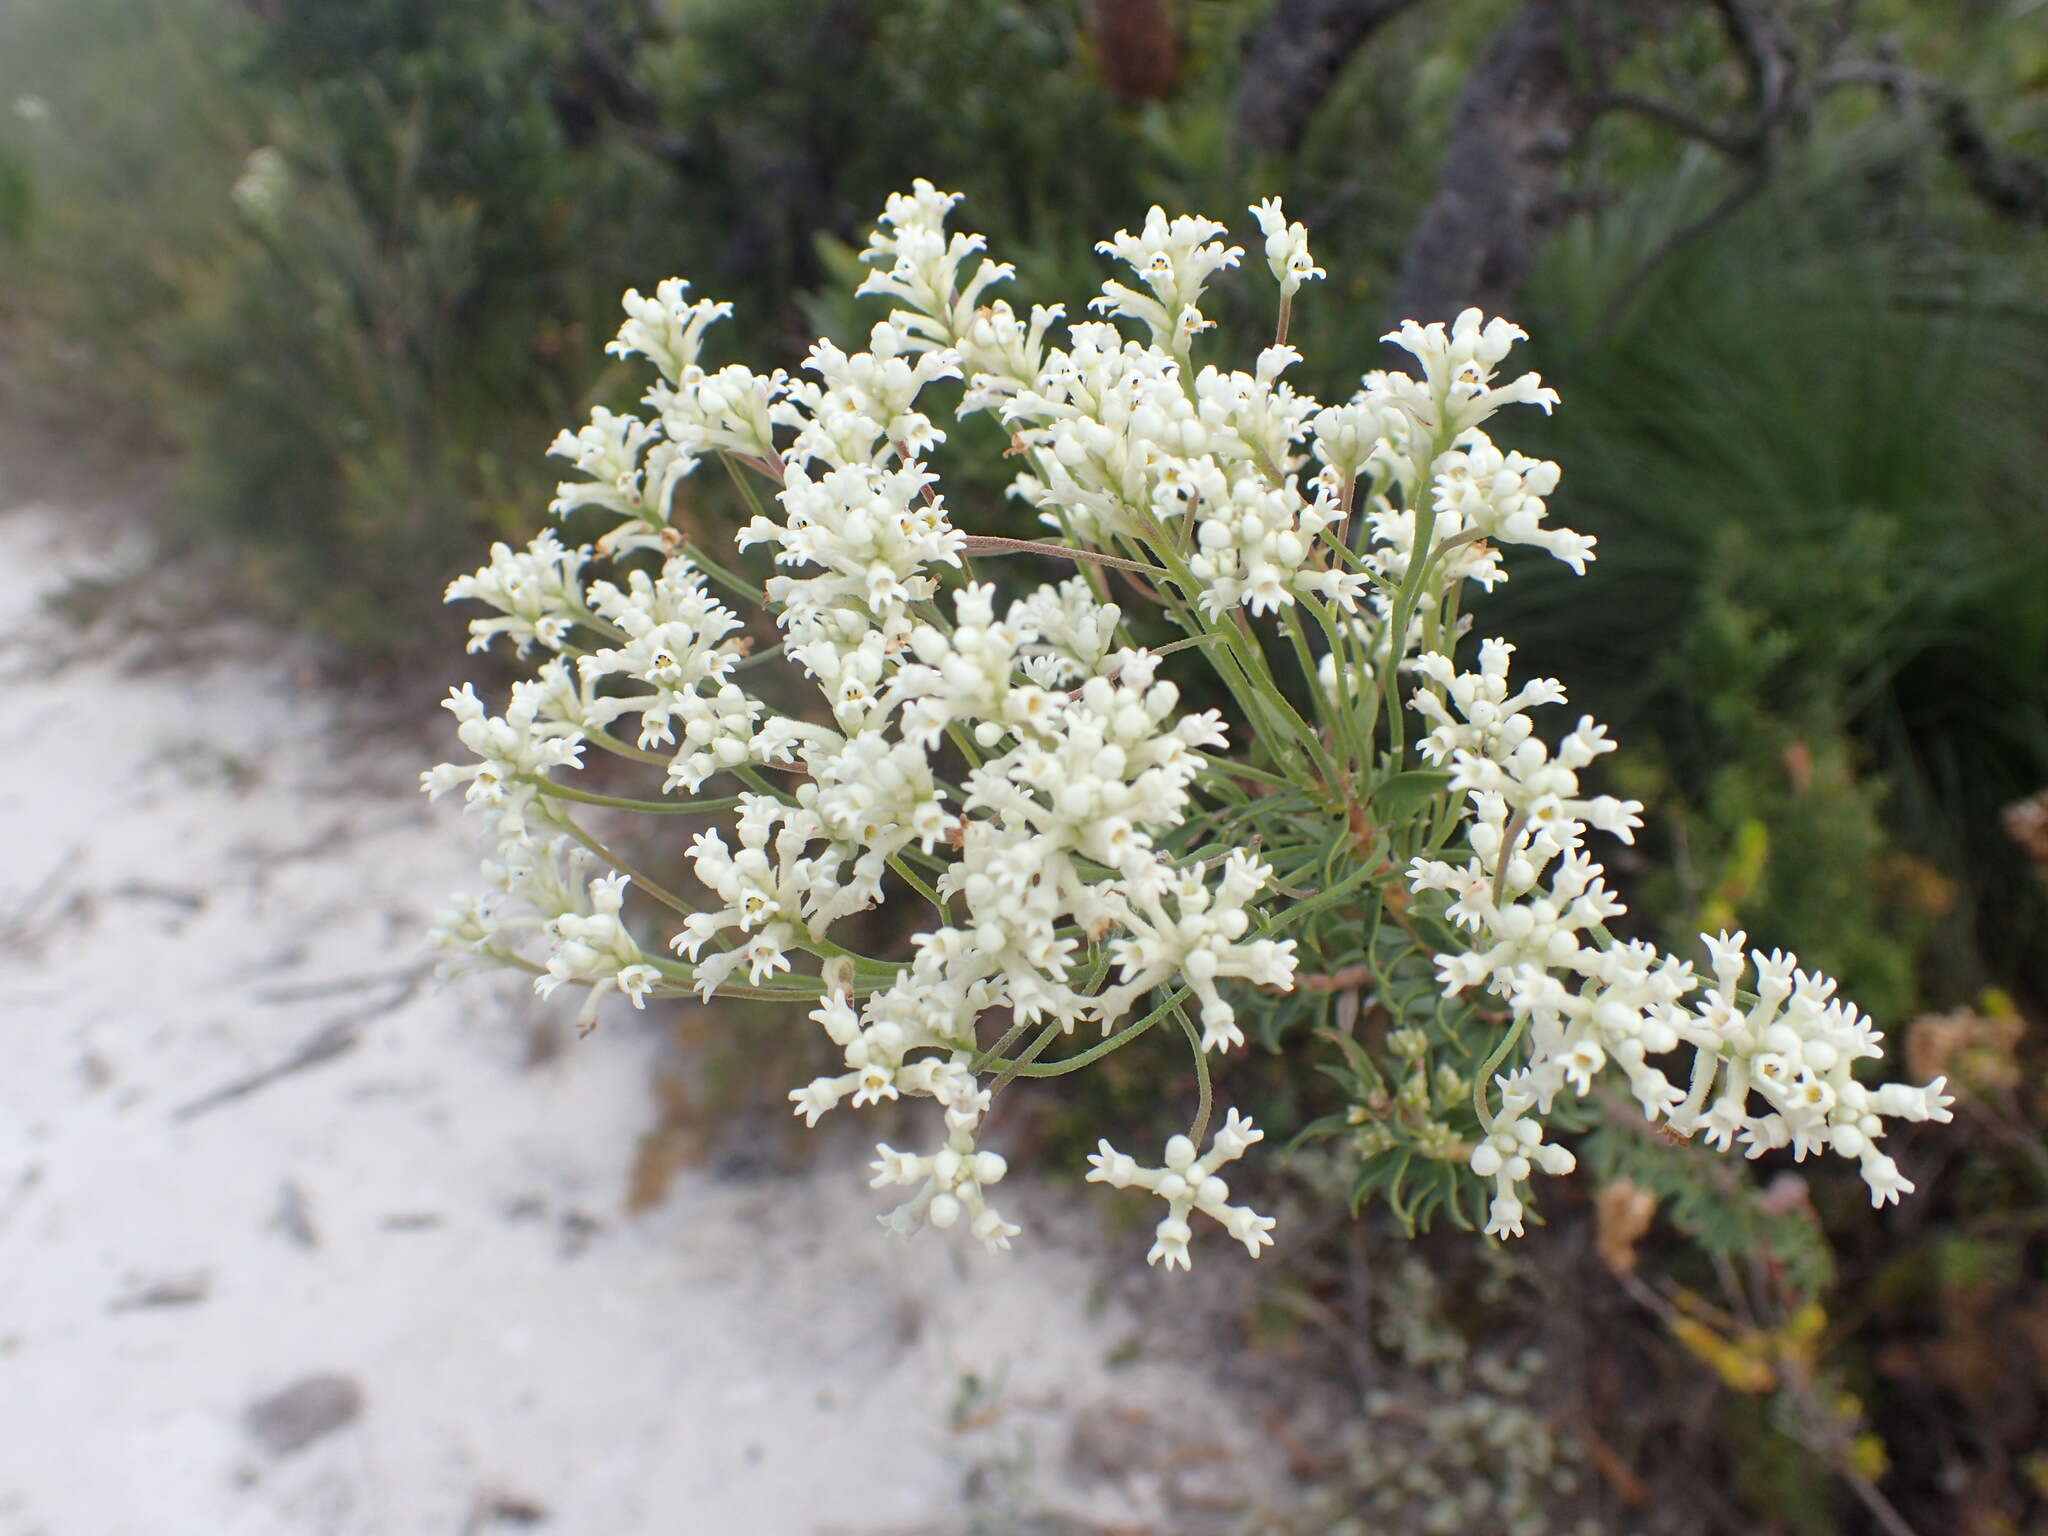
2, 1, 2045, 1529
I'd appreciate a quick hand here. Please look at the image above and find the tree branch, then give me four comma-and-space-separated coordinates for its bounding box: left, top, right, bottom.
1823, 58, 2048, 228
1581, 89, 1755, 158
531, 0, 699, 170
1232, 0, 1430, 157
1586, 0, 1797, 343
1387, 0, 1587, 324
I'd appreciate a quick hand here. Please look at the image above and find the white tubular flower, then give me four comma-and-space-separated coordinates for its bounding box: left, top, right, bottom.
548, 406, 657, 518
869, 1063, 1020, 1253
425, 892, 501, 979
608, 277, 733, 386
421, 888, 516, 987
1001, 321, 1205, 546
535, 872, 664, 1032
1431, 436, 1593, 574
1669, 932, 1954, 1204
1102, 851, 1298, 1052
1514, 937, 1696, 1119
888, 581, 1046, 749
870, 1135, 1020, 1253
1407, 632, 1950, 1235
1011, 577, 1122, 688
856, 178, 1016, 351
1309, 395, 1407, 490
1468, 1073, 1577, 1239
1448, 718, 1643, 845
738, 459, 963, 640
1086, 1109, 1276, 1269
956, 300, 1066, 413
1381, 307, 1560, 441
800, 731, 956, 877
803, 320, 962, 457
575, 563, 763, 775
524, 655, 636, 742
933, 822, 1090, 1028
790, 627, 892, 735
445, 531, 590, 656
1091, 205, 1244, 349
1411, 640, 1566, 767
420, 682, 584, 843
968, 650, 1226, 873
1248, 197, 1325, 297
490, 835, 599, 925
1194, 343, 1316, 473
661, 688, 779, 795
788, 958, 974, 1125
648, 361, 784, 465
673, 798, 827, 996
1052, 322, 1210, 457
428, 836, 598, 979
1188, 473, 1364, 617
546, 407, 687, 555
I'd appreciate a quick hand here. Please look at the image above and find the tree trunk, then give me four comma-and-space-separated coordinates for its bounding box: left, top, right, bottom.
1232, 0, 1428, 157
1388, 0, 1585, 325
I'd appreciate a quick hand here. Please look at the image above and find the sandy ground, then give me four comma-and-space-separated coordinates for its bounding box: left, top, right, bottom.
0, 504, 1285, 1536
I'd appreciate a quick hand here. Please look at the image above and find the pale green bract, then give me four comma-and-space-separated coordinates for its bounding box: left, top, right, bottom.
423, 184, 1952, 1269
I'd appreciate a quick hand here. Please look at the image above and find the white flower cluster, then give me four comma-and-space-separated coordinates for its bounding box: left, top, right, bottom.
427, 186, 1412, 1271
1265, 295, 1951, 1241
1406, 647, 1953, 1237
1087, 1109, 1276, 1270
424, 181, 1950, 1272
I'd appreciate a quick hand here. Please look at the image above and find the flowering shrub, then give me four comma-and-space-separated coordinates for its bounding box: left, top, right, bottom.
424, 184, 1954, 1270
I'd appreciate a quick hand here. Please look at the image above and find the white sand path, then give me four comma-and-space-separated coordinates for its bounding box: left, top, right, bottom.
0, 504, 1278, 1536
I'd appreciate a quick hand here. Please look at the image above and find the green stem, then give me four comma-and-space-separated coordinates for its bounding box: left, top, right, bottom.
960, 534, 1174, 579
1175, 1005, 1214, 1146
720, 449, 774, 515
986, 1022, 1064, 1099
1472, 1013, 1531, 1136
482, 948, 547, 976
1286, 602, 1367, 780
735, 764, 799, 804
1306, 594, 1377, 770
683, 541, 765, 606
1414, 526, 1486, 593
646, 977, 823, 1003
731, 640, 787, 671
1382, 441, 1451, 764
973, 1017, 1035, 1075
886, 853, 948, 917
1259, 859, 1379, 935
1110, 510, 1319, 777
944, 722, 986, 773
1201, 757, 1296, 791
565, 606, 631, 646
529, 778, 741, 816
559, 817, 696, 921
996, 987, 1190, 1078
583, 728, 671, 769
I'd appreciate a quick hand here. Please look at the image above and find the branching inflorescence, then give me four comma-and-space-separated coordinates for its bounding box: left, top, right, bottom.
425, 184, 1952, 1269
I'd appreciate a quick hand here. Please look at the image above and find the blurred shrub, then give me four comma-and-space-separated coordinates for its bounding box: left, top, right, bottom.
0, 0, 1509, 656
0, 0, 249, 443
0, 141, 29, 247
1508, 140, 2048, 1018
2, 0, 679, 656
